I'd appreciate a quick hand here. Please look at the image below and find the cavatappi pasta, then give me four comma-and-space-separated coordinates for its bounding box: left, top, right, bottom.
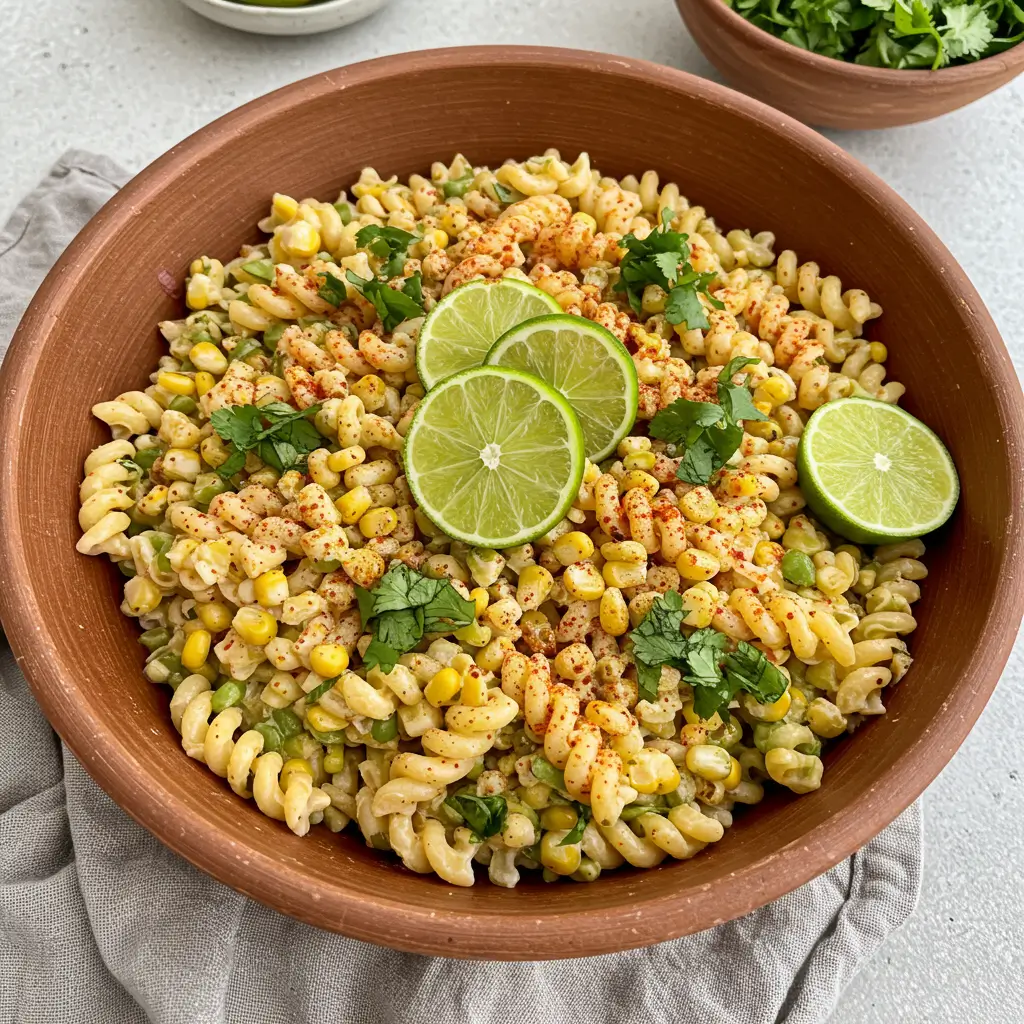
77, 151, 925, 887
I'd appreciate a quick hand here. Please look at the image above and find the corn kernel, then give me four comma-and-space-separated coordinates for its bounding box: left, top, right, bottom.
310, 642, 350, 679
157, 371, 195, 397
516, 564, 554, 611
681, 586, 714, 628
476, 636, 514, 673
196, 601, 232, 633
124, 577, 161, 616
723, 756, 742, 791
306, 705, 349, 733
359, 506, 398, 538
280, 757, 312, 790
327, 446, 366, 473
181, 629, 212, 671
351, 375, 386, 411
623, 451, 656, 472
685, 744, 733, 781
540, 831, 582, 874
232, 606, 278, 646
744, 687, 791, 722
619, 470, 659, 498
540, 805, 578, 831
753, 540, 784, 568
336, 485, 373, 525
469, 588, 489, 619
194, 371, 216, 397
753, 401, 773, 416
571, 211, 598, 232
602, 560, 647, 589
460, 668, 489, 706
271, 193, 299, 222
628, 748, 681, 795
424, 666, 462, 707
551, 531, 595, 566
682, 702, 723, 728
454, 620, 492, 647
679, 487, 718, 524
869, 342, 888, 363
727, 471, 760, 497
254, 568, 289, 608
187, 341, 227, 375
600, 540, 647, 564
677, 548, 720, 581
599, 587, 629, 636
563, 561, 606, 601
185, 275, 215, 311
281, 221, 320, 258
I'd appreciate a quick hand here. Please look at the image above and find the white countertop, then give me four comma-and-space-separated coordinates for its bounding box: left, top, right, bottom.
2, 0, 1022, 1019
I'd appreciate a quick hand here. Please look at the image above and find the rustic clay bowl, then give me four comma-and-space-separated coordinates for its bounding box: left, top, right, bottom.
1, 47, 1022, 960
679, 0, 1024, 129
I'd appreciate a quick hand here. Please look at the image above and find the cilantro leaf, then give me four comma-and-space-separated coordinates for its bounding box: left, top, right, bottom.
665, 282, 711, 330
355, 224, 418, 278
676, 434, 725, 486
491, 181, 517, 205
422, 585, 477, 634
362, 635, 404, 675
210, 402, 322, 480
558, 803, 591, 846
531, 755, 568, 791
629, 590, 688, 681
241, 258, 274, 281
634, 658, 665, 704
444, 794, 507, 841
723, 640, 789, 707
375, 607, 424, 652
649, 399, 725, 443
346, 271, 425, 332
360, 563, 444, 615
317, 270, 348, 306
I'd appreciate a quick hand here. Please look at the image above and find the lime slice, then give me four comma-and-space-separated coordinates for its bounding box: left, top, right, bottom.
404, 366, 585, 547
797, 398, 959, 545
485, 314, 639, 461
416, 279, 561, 390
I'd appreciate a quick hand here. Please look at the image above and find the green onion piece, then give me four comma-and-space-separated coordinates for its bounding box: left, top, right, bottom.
307, 727, 347, 745
211, 680, 245, 712
781, 549, 816, 587
168, 395, 198, 415
305, 676, 338, 705
230, 337, 263, 363
165, 671, 185, 691
178, 359, 195, 373
323, 743, 347, 774
270, 707, 303, 739
132, 446, 163, 471
241, 259, 274, 281
333, 201, 353, 225
118, 560, 137, 578
371, 714, 398, 743
531, 755, 567, 792
442, 173, 474, 198
138, 627, 171, 651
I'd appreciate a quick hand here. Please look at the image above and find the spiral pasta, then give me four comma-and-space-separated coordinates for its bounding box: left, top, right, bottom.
75, 150, 927, 888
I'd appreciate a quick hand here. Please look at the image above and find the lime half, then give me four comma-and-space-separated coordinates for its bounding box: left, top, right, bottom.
416, 279, 561, 390
485, 314, 639, 462
797, 398, 959, 544
404, 366, 585, 548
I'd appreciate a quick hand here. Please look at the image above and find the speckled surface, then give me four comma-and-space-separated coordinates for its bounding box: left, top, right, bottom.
1, 0, 1022, 1019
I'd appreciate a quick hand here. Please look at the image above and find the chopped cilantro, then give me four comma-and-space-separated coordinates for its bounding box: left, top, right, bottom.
210, 400, 323, 480
558, 803, 591, 846
346, 270, 425, 332
444, 794, 508, 842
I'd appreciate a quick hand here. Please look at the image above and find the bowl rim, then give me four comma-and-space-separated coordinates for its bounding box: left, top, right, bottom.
2, 45, 1023, 958
181, 0, 386, 17
687, 0, 1024, 80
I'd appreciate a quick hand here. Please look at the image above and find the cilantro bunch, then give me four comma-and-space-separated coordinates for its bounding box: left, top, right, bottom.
355, 564, 476, 673
615, 212, 724, 331
629, 591, 788, 719
318, 224, 425, 332
727, 0, 1024, 69
210, 401, 323, 479
648, 356, 766, 486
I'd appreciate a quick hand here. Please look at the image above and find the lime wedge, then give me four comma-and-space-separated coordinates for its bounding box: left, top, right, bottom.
416, 279, 561, 390
797, 398, 959, 544
485, 314, 639, 461
404, 366, 585, 547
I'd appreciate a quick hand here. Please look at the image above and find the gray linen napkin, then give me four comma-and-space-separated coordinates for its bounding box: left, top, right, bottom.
0, 152, 922, 1024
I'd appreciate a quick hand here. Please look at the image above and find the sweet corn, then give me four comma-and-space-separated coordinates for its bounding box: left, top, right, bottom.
280, 757, 312, 790
602, 560, 647, 589
677, 549, 720, 581
162, 449, 202, 482
185, 275, 215, 310
454, 620, 492, 648
351, 375, 386, 411
628, 748, 681, 795
194, 371, 216, 397
551, 531, 595, 566
327, 446, 366, 473
869, 341, 888, 363
336, 485, 373, 525
599, 587, 629, 636
181, 629, 212, 671
157, 371, 196, 397
124, 577, 161, 616
753, 401, 773, 417
725, 472, 760, 497
281, 221, 320, 258
753, 540, 784, 568
679, 487, 718, 523
232, 606, 278, 646
754, 375, 792, 407
310, 643, 350, 679
424, 666, 462, 707
681, 586, 714, 628
540, 805, 578, 832
619, 470, 659, 498
476, 636, 514, 673
188, 341, 228, 375
516, 564, 554, 611
682, 702, 723, 729
306, 705, 349, 733
571, 211, 598, 231
744, 687, 791, 722
723, 756, 742, 791
470, 588, 489, 619
196, 601, 232, 633
685, 744, 733, 781
600, 540, 647, 564
460, 668, 489, 706
254, 568, 289, 608
540, 831, 582, 874
563, 562, 606, 601
271, 193, 298, 222
623, 451, 656, 472
359, 506, 398, 538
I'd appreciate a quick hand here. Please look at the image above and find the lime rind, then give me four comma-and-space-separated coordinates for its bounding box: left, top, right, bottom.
416, 279, 561, 391
797, 397, 959, 545
484, 313, 640, 462
404, 365, 586, 548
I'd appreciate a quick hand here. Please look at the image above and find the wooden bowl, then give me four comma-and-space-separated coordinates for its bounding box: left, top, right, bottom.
1, 46, 1022, 959
678, 0, 1024, 129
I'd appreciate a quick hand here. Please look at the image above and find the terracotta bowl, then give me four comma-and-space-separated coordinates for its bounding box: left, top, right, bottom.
1, 46, 1022, 960
678, 0, 1024, 129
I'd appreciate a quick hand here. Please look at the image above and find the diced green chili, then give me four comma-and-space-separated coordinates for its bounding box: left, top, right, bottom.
253, 721, 283, 752
781, 549, 816, 587
211, 680, 245, 712
442, 173, 474, 198
168, 395, 198, 415
138, 627, 171, 651
132, 446, 163, 471
333, 201, 353, 225
371, 714, 398, 743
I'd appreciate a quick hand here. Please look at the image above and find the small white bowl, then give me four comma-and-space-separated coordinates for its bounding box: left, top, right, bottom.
178, 0, 392, 36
